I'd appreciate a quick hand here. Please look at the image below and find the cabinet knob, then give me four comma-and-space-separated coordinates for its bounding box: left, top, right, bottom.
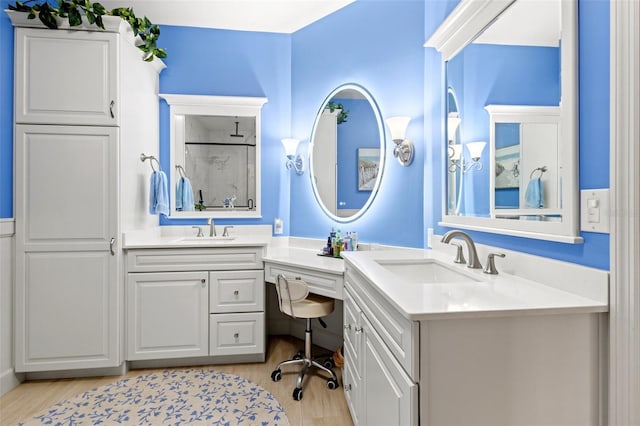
344, 324, 352, 330
233, 332, 239, 339
345, 384, 352, 391
233, 290, 239, 296
201, 279, 206, 287
354, 326, 363, 334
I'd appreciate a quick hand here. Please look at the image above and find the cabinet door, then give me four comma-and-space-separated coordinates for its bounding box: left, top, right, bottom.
362, 315, 418, 426
15, 27, 118, 126
343, 289, 363, 423
209, 270, 264, 313
127, 272, 209, 360
14, 125, 119, 372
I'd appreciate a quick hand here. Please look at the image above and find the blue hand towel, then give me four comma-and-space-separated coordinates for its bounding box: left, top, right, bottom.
149, 170, 169, 216
524, 177, 543, 208
176, 176, 195, 211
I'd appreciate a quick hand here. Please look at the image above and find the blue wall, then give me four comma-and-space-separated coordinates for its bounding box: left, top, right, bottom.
0, 0, 611, 270
290, 0, 425, 247
428, 0, 610, 270
0, 0, 13, 218
157, 25, 292, 229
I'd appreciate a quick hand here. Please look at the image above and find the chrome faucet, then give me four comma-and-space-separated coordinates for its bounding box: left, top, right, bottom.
207, 217, 216, 237
441, 230, 482, 269
222, 225, 234, 237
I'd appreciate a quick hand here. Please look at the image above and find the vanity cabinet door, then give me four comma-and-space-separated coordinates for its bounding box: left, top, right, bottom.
361, 315, 418, 426
127, 272, 209, 360
15, 27, 119, 126
343, 288, 363, 424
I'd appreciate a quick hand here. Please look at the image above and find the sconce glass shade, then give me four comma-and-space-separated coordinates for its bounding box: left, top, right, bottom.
281, 138, 300, 157
466, 141, 486, 160
385, 116, 411, 141
448, 144, 462, 160
281, 138, 304, 175
447, 113, 461, 141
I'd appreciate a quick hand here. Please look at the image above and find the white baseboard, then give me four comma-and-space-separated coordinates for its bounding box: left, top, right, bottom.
1, 368, 24, 396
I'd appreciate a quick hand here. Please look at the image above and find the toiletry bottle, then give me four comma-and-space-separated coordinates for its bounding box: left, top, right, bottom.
344, 232, 350, 251
329, 228, 336, 256
348, 232, 354, 251
351, 231, 358, 250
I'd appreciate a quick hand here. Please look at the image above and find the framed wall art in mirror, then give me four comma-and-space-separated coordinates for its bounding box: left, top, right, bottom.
161, 94, 268, 218
425, 0, 581, 243
309, 83, 386, 222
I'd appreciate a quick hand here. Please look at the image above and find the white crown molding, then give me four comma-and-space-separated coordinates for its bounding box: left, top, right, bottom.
609, 0, 640, 424
424, 0, 515, 61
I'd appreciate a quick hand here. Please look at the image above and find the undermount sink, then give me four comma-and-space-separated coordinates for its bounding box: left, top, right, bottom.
375, 259, 481, 284
177, 236, 236, 242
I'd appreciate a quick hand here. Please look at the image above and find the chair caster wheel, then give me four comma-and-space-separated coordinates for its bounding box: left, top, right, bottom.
323, 357, 335, 369
271, 369, 282, 382
293, 350, 304, 360
293, 387, 303, 401
327, 378, 339, 390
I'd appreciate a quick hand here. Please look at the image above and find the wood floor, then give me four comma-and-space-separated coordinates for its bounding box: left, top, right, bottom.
0, 336, 354, 426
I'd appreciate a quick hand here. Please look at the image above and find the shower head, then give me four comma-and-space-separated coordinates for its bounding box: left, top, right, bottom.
230, 121, 244, 138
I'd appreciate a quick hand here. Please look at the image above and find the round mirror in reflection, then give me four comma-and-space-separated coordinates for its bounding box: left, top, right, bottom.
309, 84, 386, 222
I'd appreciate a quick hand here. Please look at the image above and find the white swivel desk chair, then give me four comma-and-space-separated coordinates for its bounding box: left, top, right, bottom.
270, 274, 339, 401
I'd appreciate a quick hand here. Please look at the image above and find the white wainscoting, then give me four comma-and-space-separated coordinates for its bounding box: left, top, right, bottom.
0, 219, 22, 396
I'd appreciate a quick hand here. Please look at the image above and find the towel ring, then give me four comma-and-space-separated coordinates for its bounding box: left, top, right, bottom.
175, 165, 187, 178
140, 153, 161, 172
529, 166, 547, 179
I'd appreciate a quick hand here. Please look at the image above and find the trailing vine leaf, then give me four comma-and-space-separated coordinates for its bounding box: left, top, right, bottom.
7, 0, 166, 62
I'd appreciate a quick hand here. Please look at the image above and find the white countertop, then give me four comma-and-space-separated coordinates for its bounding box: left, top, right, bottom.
123, 225, 271, 249
263, 246, 344, 276
342, 248, 609, 321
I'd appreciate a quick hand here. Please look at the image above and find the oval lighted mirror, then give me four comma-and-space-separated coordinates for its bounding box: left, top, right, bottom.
309, 84, 385, 222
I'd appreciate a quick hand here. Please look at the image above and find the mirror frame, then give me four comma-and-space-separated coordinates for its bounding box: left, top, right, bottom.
425, 0, 581, 243
309, 83, 386, 223
161, 94, 268, 219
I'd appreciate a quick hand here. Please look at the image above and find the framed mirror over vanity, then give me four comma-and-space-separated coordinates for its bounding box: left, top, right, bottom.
309, 83, 386, 222
161, 94, 268, 218
426, 0, 581, 243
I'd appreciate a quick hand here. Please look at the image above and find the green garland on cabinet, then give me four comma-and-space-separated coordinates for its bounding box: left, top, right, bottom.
8, 0, 167, 62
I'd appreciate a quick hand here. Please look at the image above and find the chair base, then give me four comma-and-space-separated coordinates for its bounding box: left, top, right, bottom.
270, 318, 339, 401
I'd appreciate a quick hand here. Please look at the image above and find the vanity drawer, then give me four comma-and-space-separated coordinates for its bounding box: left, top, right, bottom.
209, 312, 265, 356
345, 266, 419, 382
264, 262, 343, 299
209, 270, 264, 313
126, 247, 263, 272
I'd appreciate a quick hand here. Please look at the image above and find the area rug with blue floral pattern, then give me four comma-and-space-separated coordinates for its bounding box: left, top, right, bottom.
17, 368, 290, 425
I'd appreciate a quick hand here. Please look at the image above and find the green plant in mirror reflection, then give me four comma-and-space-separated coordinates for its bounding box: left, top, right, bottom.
325, 101, 349, 124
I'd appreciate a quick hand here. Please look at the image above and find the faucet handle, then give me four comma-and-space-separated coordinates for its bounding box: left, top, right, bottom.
192, 226, 204, 238
483, 252, 506, 275
222, 225, 234, 237
451, 242, 466, 265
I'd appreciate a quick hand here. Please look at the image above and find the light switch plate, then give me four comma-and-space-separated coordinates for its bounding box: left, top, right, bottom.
580, 189, 610, 233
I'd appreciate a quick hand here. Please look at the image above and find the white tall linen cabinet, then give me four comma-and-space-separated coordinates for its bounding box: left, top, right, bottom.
10, 15, 165, 373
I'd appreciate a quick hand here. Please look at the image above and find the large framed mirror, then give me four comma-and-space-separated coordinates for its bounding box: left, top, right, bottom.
309, 84, 386, 222
426, 0, 581, 243
161, 94, 268, 218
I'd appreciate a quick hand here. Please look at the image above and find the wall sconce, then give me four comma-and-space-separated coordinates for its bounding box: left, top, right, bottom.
385, 116, 414, 166
281, 138, 304, 175
447, 112, 461, 143
449, 141, 486, 173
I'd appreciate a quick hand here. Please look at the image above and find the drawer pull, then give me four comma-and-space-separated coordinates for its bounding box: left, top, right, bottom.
354, 326, 363, 334
344, 324, 352, 330
109, 100, 115, 118
233, 332, 239, 339
233, 290, 239, 296
345, 384, 352, 391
